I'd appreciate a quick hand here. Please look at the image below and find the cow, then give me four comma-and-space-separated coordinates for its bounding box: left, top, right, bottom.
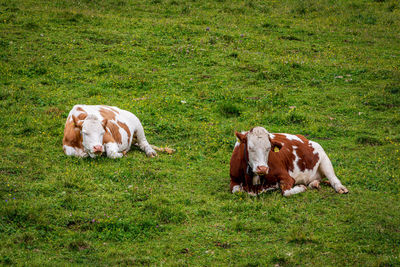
230, 126, 349, 197
63, 105, 158, 158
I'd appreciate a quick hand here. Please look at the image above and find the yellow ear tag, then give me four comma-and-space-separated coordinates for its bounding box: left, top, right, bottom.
274, 147, 280, 152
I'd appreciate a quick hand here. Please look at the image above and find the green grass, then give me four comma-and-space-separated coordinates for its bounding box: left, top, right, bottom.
1, 0, 400, 265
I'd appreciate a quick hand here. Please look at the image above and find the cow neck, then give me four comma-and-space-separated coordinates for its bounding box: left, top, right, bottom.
243, 142, 254, 177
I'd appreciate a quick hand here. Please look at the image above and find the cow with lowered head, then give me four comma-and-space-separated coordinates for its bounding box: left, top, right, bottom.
230, 126, 348, 196
63, 105, 157, 158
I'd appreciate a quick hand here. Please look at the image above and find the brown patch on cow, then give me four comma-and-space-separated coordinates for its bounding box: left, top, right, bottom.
77, 113, 87, 120
100, 105, 119, 113
101, 119, 108, 129
103, 129, 115, 144
76, 107, 85, 112
230, 143, 248, 191
295, 143, 319, 172
268, 134, 296, 173
105, 121, 122, 144
108, 107, 119, 114
117, 121, 131, 142
72, 115, 84, 128
99, 107, 117, 121
279, 175, 295, 192
63, 118, 83, 149
235, 131, 248, 143
295, 134, 308, 143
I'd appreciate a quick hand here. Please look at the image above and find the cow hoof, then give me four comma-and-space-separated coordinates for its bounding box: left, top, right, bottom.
300, 184, 307, 191
308, 180, 320, 190
248, 191, 257, 197
146, 151, 158, 158
232, 185, 243, 194
337, 186, 349, 194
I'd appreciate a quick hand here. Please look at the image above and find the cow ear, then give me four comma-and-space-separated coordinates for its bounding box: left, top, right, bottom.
235, 131, 247, 143
269, 134, 282, 151
72, 115, 83, 129
102, 119, 108, 129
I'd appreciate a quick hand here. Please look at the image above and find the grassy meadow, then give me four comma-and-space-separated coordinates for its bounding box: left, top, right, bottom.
1, 0, 400, 265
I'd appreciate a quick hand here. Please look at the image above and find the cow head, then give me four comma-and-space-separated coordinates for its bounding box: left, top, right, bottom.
73, 114, 107, 158
236, 127, 272, 176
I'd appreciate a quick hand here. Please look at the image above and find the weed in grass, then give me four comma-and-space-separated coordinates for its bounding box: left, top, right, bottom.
219, 102, 241, 118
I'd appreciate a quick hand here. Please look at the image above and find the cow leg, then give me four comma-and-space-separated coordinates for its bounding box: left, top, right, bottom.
230, 181, 243, 193
134, 125, 157, 157
308, 180, 320, 190
244, 174, 259, 196
105, 142, 123, 159
253, 175, 261, 186
280, 175, 307, 197
63, 145, 88, 158
260, 183, 279, 193
319, 153, 348, 194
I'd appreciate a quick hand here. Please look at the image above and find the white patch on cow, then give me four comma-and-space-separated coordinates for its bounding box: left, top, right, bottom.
246, 127, 272, 172
105, 142, 123, 159
63, 145, 76, 156
232, 185, 243, 193
234, 141, 240, 148
63, 145, 87, 157
80, 114, 105, 158
283, 133, 303, 143
283, 185, 307, 197
118, 126, 129, 150
309, 141, 320, 156
269, 133, 275, 139
289, 148, 321, 186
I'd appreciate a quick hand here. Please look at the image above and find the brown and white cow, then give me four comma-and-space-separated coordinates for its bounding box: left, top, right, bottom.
63, 105, 157, 158
230, 126, 348, 196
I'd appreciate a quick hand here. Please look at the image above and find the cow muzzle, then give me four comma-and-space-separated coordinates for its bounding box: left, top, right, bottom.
255, 166, 269, 175
93, 145, 103, 154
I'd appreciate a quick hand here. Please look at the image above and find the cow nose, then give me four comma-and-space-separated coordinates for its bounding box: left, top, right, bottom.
256, 166, 268, 175
93, 145, 103, 153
